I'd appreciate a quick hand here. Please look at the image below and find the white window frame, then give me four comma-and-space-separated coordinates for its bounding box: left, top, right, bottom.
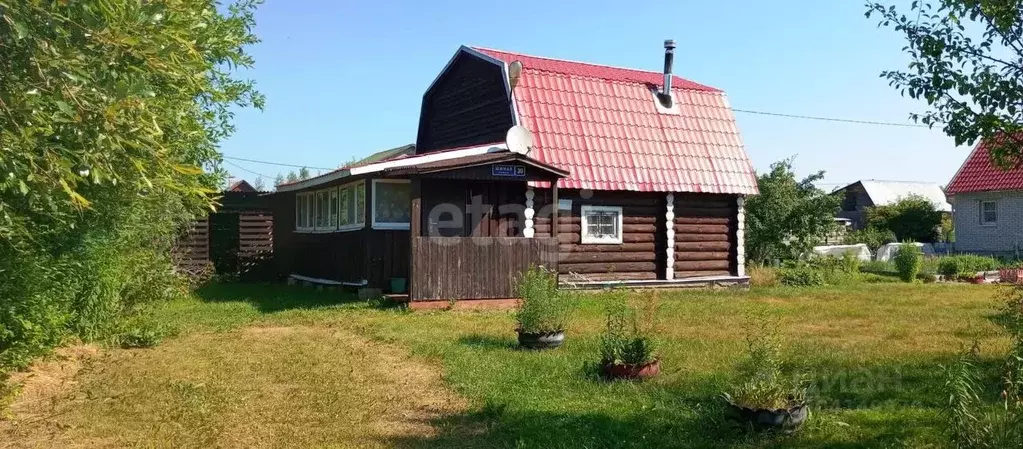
295, 192, 314, 232
980, 200, 998, 226
371, 179, 411, 230
580, 205, 623, 244
338, 180, 367, 232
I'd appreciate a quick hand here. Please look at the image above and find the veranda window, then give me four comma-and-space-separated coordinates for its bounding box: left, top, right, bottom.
372, 180, 411, 230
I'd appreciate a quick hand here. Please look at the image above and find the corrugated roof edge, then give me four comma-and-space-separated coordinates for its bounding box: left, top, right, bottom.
471, 46, 722, 92
275, 142, 508, 193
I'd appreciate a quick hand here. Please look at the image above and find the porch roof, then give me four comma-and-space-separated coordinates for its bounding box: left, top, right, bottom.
382, 152, 570, 178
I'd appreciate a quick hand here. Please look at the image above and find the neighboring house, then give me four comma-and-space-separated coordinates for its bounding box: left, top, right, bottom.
270, 42, 758, 306
832, 180, 952, 229
227, 179, 257, 193
946, 138, 1023, 257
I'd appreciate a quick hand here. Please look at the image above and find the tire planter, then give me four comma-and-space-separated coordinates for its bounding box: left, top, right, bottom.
602, 359, 661, 380
726, 401, 808, 431
517, 330, 565, 350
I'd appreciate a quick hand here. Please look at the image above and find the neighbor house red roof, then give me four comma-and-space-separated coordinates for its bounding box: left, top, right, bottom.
473, 47, 758, 195
946, 136, 1023, 194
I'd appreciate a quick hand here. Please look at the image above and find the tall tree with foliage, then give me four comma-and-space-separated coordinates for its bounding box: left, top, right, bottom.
0, 1, 263, 370
867, 0, 1023, 164
865, 195, 943, 242
745, 159, 842, 265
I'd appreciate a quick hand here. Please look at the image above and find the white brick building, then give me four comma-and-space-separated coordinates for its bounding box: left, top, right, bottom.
947, 138, 1023, 257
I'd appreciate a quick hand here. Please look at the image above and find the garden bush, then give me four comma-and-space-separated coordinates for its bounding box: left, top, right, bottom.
937, 255, 1001, 279
515, 266, 570, 334
778, 266, 826, 286
860, 259, 895, 274
894, 245, 922, 282
599, 290, 659, 367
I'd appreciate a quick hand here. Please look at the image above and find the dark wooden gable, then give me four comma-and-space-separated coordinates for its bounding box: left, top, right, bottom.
416, 49, 515, 153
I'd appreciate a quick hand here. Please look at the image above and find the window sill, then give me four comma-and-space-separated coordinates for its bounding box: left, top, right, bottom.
372, 223, 411, 231
294, 225, 366, 234
980, 223, 998, 227
581, 237, 623, 245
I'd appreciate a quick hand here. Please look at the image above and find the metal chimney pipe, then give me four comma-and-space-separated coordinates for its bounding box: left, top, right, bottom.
662, 39, 676, 97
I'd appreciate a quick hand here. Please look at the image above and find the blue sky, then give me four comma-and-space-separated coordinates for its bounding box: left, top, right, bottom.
221, 0, 966, 190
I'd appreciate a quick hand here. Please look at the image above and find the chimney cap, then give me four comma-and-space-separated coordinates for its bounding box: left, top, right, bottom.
664, 39, 676, 49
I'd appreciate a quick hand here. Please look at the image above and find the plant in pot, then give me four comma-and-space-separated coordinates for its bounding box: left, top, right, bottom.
599, 289, 661, 380
515, 265, 570, 350
723, 319, 808, 431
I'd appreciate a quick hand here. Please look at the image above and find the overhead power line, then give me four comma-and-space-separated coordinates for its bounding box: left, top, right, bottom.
732, 109, 929, 128
224, 159, 272, 180
223, 155, 335, 171
220, 109, 929, 171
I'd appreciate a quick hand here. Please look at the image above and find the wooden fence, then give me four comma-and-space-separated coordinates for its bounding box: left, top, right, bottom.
238, 212, 273, 257
173, 212, 273, 272
411, 237, 559, 301
173, 219, 210, 270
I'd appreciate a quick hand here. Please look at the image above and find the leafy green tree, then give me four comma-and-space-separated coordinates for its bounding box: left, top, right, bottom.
0, 1, 262, 370
745, 159, 842, 264
867, 1, 1023, 164
274, 173, 285, 187
298, 167, 311, 180
253, 177, 266, 191
285, 171, 299, 183
865, 195, 943, 243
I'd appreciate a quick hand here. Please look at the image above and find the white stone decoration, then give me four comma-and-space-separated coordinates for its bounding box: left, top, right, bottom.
666, 193, 675, 280
524, 187, 535, 238
736, 196, 746, 277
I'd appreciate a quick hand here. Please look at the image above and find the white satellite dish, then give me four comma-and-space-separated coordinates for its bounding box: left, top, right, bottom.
506, 125, 533, 155
508, 60, 523, 89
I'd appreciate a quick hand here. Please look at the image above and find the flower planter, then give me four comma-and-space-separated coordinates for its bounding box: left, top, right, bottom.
516, 330, 565, 350
726, 400, 808, 431
602, 359, 661, 380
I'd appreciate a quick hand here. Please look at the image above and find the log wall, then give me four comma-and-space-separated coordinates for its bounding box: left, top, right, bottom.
672, 194, 737, 278
533, 189, 739, 282
534, 189, 667, 282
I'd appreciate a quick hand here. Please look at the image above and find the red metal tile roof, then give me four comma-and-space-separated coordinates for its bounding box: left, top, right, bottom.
473, 47, 758, 195
947, 136, 1023, 194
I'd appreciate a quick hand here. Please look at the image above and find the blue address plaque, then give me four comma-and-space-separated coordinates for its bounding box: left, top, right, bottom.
492, 164, 526, 177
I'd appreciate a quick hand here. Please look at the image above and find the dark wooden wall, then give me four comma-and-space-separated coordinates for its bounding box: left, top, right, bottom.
533, 189, 668, 282
411, 237, 558, 300
416, 52, 514, 153
672, 194, 737, 278
270, 187, 409, 288
420, 179, 525, 237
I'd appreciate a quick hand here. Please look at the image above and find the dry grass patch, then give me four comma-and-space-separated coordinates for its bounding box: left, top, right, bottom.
1, 325, 468, 449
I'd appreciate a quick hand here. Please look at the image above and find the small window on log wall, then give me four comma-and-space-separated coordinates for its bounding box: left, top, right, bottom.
580, 205, 623, 244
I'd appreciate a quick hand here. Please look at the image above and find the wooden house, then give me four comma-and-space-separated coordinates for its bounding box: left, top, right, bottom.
271, 42, 758, 306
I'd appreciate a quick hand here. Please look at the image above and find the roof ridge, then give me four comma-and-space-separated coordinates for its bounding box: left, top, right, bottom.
471, 46, 720, 91
472, 46, 668, 77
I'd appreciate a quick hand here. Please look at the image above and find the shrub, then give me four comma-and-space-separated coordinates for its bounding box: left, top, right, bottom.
844, 227, 897, 252
748, 266, 779, 288
840, 251, 861, 274
937, 255, 1001, 279
778, 266, 826, 287
861, 259, 895, 273
725, 317, 807, 410
599, 290, 659, 366
515, 266, 570, 334
894, 244, 922, 282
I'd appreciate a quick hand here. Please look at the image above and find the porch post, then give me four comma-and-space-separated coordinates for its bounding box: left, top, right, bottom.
736, 195, 746, 277
666, 193, 675, 280
409, 177, 422, 300
523, 186, 535, 238
551, 183, 559, 240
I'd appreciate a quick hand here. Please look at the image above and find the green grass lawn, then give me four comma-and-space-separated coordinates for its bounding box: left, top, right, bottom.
1, 283, 1012, 448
